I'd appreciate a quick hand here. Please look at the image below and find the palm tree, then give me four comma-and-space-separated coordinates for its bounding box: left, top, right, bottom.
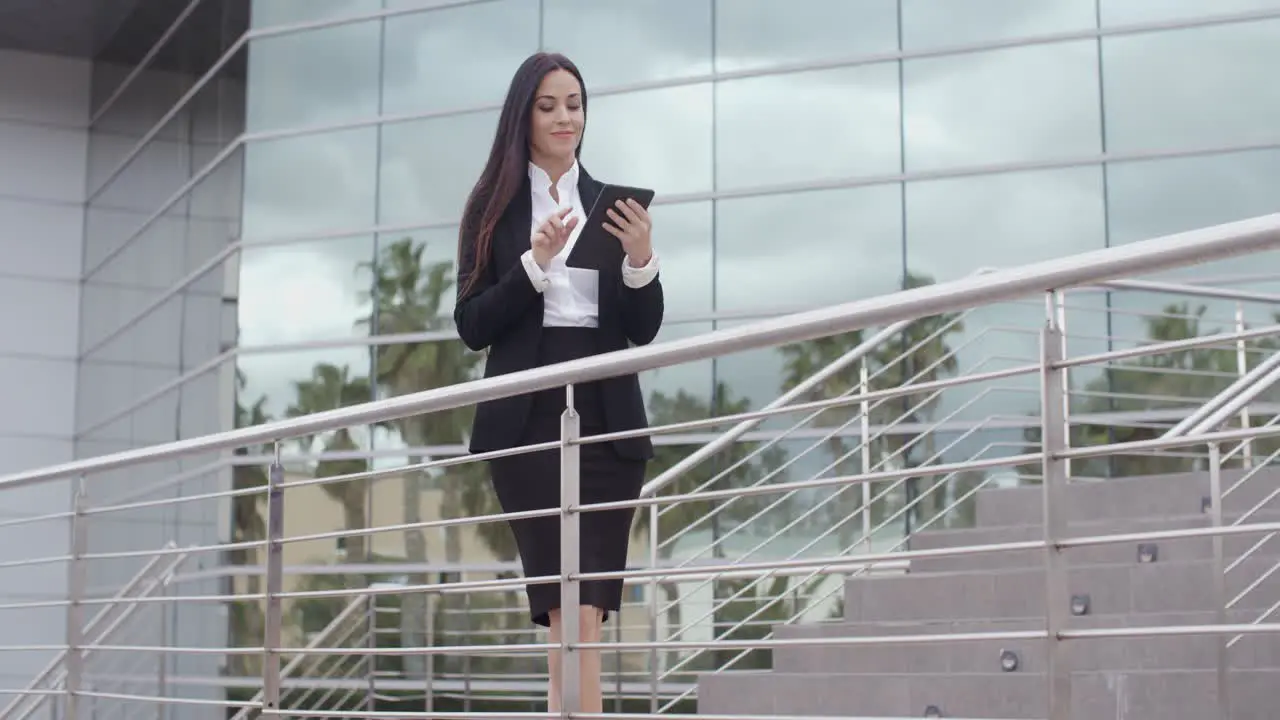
633, 383, 788, 673
1026, 303, 1280, 478
228, 368, 271, 677
358, 236, 489, 675
778, 272, 962, 542
285, 362, 374, 562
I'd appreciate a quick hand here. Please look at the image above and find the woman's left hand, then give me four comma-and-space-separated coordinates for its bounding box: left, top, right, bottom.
604, 198, 653, 267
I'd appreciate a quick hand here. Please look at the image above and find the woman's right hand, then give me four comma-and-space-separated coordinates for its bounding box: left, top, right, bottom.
531, 207, 578, 268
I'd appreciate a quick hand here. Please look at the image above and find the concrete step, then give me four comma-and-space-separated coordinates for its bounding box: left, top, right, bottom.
844, 557, 1280, 623
909, 511, 1280, 573
698, 668, 1276, 719
975, 468, 1280, 527
773, 611, 1280, 674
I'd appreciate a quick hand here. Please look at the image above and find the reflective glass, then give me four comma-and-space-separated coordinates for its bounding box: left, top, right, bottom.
241, 128, 378, 240
716, 64, 900, 190
714, 185, 903, 314
373, 227, 462, 326
650, 201, 713, 317
1100, 0, 1280, 25
1102, 19, 1280, 153
251, 0, 380, 27
542, 0, 712, 87
246, 19, 382, 132
904, 167, 1108, 423
378, 110, 498, 227
236, 346, 375, 433
901, 0, 1095, 49
903, 41, 1101, 171
641, 323, 714, 421
715, 0, 898, 72
584, 84, 713, 197
238, 236, 376, 347
381, 0, 539, 116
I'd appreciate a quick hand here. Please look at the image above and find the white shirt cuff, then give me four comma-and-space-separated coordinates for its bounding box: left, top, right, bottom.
521, 250, 551, 293
621, 250, 660, 289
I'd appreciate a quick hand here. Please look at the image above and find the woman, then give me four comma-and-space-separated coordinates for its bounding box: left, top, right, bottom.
453, 52, 664, 712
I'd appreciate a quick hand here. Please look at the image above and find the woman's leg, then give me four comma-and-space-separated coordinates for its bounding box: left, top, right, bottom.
547, 605, 605, 712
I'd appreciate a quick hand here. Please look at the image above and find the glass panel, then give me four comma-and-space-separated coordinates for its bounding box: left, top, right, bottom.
1100, 0, 1280, 25
381, 0, 539, 116
901, 0, 1096, 49
241, 127, 378, 240
642, 322, 714, 420
238, 236, 375, 347
715, 63, 900, 190
542, 0, 712, 87
584, 84, 714, 197
651, 201, 713, 317
904, 167, 1108, 424
714, 0, 898, 72
1102, 19, 1280, 153
903, 41, 1101, 171
1106, 149, 1280, 282
714, 185, 903, 314
246, 19, 382, 132
251, 0, 380, 28
378, 110, 498, 227
372, 228, 462, 327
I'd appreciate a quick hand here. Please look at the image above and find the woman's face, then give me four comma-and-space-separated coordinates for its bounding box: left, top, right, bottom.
528, 69, 584, 166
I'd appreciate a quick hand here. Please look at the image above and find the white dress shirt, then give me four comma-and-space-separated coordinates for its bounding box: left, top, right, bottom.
520, 161, 660, 328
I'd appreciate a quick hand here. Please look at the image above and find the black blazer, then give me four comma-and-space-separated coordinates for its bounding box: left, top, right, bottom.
453, 167, 664, 461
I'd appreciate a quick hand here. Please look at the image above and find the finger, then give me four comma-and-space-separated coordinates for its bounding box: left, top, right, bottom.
558, 206, 573, 219
564, 215, 580, 233
606, 208, 631, 231
602, 223, 624, 240
615, 199, 643, 226
625, 199, 651, 228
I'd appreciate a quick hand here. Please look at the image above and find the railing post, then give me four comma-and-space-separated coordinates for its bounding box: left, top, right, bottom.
262, 446, 285, 715
1039, 295, 1071, 720
1234, 304, 1253, 468
859, 358, 872, 553
647, 502, 659, 714
560, 385, 582, 717
1208, 442, 1231, 719
64, 477, 87, 720
1053, 290, 1071, 479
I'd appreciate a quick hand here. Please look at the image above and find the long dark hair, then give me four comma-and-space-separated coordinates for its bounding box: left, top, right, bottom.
457, 52, 587, 298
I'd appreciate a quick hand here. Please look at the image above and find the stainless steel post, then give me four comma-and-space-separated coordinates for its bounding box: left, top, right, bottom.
1054, 290, 1071, 480
1208, 442, 1231, 719
560, 385, 582, 717
859, 359, 872, 553
424, 591, 435, 714
647, 502, 659, 714
1040, 296, 1071, 720
262, 447, 285, 714
64, 477, 87, 720
1234, 304, 1253, 468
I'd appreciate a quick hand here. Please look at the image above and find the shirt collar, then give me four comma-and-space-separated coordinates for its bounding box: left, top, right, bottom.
528, 159, 579, 197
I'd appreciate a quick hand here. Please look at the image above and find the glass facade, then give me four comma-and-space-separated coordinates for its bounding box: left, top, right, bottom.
233, 0, 1280, 459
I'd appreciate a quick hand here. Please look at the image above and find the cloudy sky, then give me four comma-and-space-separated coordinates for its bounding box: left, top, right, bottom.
226, 0, 1280, 432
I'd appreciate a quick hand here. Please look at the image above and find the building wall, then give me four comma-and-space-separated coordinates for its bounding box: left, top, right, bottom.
72, 51, 244, 716
0, 46, 90, 689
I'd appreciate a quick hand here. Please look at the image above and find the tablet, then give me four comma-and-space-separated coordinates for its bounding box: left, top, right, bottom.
584, 183, 655, 234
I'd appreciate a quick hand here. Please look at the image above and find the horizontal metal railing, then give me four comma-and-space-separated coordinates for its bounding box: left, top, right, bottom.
1, 214, 1279, 719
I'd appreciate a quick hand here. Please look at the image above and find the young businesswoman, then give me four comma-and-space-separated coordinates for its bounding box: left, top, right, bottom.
452, 52, 664, 711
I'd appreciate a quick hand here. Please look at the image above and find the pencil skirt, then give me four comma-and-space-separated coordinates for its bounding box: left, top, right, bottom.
487, 385, 646, 628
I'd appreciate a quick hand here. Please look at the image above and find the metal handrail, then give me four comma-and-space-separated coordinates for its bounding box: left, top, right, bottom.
2, 213, 1277, 493
228, 595, 370, 720
0, 547, 190, 720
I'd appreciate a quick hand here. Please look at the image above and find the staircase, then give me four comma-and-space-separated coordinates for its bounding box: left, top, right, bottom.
697, 469, 1280, 719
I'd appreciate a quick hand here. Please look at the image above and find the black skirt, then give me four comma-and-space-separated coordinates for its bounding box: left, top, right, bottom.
487, 326, 647, 628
